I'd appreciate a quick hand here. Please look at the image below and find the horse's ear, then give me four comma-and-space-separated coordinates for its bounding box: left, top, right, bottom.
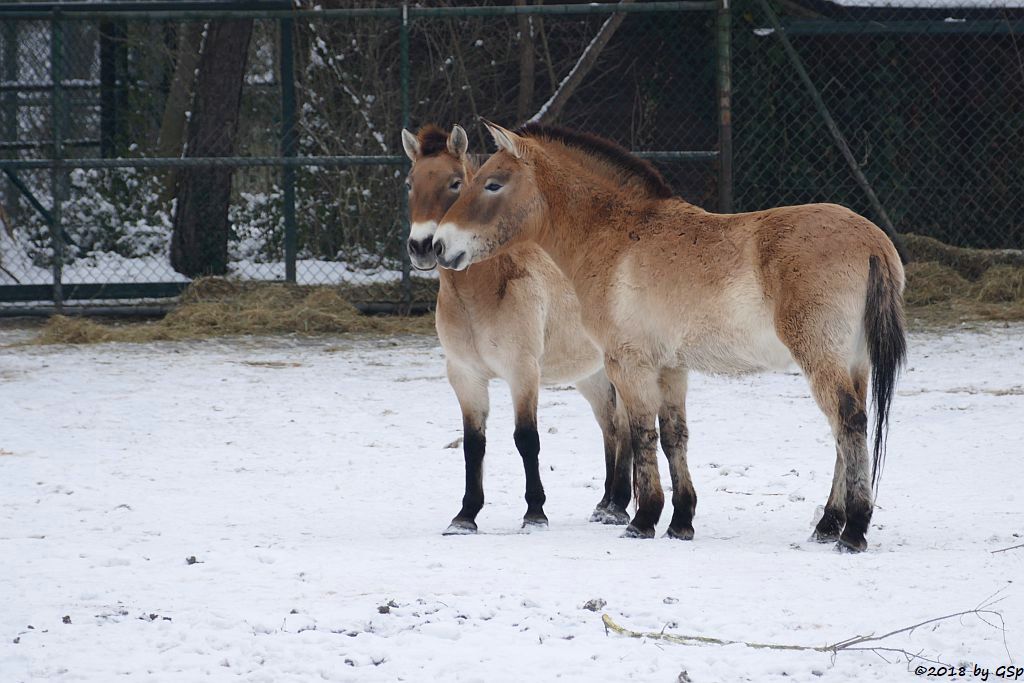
401, 128, 421, 162
482, 120, 524, 159
448, 124, 469, 159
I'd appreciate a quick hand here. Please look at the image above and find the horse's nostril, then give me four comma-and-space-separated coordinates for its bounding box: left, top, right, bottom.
433, 241, 444, 258
408, 237, 432, 257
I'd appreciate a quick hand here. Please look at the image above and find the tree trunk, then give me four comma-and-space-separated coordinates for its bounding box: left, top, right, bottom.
170, 19, 252, 278
98, 21, 126, 159
515, 0, 535, 122
158, 22, 204, 199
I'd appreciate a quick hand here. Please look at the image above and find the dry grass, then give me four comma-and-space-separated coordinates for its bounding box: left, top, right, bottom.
902, 241, 1024, 324
902, 233, 1024, 279
33, 278, 435, 345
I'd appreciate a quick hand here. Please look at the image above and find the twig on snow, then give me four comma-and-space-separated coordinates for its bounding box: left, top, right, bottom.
991, 542, 1024, 554
602, 604, 1007, 666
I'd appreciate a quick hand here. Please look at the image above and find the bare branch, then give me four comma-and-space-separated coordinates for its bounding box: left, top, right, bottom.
601, 605, 1007, 666
527, 0, 636, 125
991, 542, 1024, 554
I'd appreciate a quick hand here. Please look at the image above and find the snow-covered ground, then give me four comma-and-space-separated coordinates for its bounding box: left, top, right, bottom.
1, 325, 1022, 682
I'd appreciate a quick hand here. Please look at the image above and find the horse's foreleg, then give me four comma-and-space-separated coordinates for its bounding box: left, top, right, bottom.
658, 367, 695, 540
445, 365, 490, 535
576, 371, 630, 525
510, 360, 547, 528
605, 355, 663, 539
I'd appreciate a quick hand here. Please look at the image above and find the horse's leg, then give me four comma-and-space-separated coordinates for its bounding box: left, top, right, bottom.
799, 357, 873, 552
811, 447, 847, 542
658, 367, 696, 540
509, 360, 548, 528
444, 363, 490, 535
812, 364, 868, 542
604, 355, 663, 539
610, 392, 634, 518
576, 371, 630, 525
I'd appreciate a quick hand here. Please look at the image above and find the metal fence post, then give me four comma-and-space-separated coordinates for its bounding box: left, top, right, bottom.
2, 20, 19, 223
716, 0, 733, 213
50, 10, 66, 312
399, 2, 412, 314
280, 16, 297, 283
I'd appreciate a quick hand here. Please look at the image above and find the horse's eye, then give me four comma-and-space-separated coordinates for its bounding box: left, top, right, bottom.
484, 182, 502, 192
404, 181, 412, 192
450, 179, 463, 191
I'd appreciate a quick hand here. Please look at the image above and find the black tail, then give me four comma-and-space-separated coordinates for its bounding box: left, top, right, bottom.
865, 255, 907, 491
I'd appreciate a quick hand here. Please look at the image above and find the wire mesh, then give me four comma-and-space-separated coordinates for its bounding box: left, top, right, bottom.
732, 0, 1024, 250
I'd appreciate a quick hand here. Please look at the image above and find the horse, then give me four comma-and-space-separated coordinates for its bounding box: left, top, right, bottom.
401, 123, 633, 533
431, 121, 906, 552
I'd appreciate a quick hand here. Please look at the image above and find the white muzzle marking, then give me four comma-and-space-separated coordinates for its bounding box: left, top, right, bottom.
433, 221, 476, 271
409, 220, 438, 243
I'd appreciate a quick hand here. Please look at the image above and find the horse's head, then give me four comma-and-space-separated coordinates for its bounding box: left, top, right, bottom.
432, 121, 543, 271
401, 124, 471, 270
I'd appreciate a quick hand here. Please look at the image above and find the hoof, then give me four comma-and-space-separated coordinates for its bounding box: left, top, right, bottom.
590, 503, 630, 526
664, 526, 694, 541
620, 524, 655, 539
443, 519, 477, 536
522, 516, 549, 531
836, 535, 868, 553
810, 528, 840, 544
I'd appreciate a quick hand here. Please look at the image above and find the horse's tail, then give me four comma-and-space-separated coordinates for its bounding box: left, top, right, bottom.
864, 254, 907, 491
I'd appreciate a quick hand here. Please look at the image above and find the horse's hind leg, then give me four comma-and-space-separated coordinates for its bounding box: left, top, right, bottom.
812, 365, 867, 543
576, 371, 631, 525
658, 367, 696, 540
812, 449, 847, 542
445, 364, 489, 535
799, 357, 873, 551
509, 360, 548, 529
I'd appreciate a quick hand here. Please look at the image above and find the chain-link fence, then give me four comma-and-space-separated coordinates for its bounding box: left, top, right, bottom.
0, 0, 1021, 315
732, 0, 1024, 251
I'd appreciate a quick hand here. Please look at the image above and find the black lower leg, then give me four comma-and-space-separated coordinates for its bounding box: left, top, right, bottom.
836, 389, 871, 552
625, 424, 662, 537
597, 433, 616, 509
660, 411, 695, 539
813, 506, 846, 541
610, 437, 633, 511
451, 426, 485, 530
514, 424, 547, 525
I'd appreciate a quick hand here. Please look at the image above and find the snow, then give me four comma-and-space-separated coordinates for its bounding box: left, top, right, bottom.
1, 325, 1022, 681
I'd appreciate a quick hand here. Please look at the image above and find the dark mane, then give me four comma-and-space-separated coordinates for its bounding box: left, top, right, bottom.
514, 122, 673, 199
416, 124, 451, 157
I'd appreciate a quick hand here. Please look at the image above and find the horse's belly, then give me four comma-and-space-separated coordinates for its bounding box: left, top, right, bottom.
678, 321, 794, 375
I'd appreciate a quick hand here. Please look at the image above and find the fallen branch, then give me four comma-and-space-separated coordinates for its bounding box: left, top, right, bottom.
526, 0, 635, 124
602, 604, 1006, 666
991, 542, 1024, 554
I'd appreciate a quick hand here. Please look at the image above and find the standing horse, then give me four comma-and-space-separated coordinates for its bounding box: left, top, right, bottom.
432, 122, 906, 552
401, 124, 633, 533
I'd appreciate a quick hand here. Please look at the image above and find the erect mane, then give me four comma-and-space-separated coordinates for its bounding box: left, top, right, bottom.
415, 124, 451, 158
514, 123, 673, 199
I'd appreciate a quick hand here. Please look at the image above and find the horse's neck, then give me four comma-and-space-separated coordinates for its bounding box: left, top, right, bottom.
532, 164, 624, 277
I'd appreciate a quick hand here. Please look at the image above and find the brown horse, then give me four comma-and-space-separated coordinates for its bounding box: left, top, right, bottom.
401, 124, 633, 533
432, 122, 906, 552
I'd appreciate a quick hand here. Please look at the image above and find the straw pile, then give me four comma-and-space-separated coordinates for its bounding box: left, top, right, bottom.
34, 278, 435, 345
